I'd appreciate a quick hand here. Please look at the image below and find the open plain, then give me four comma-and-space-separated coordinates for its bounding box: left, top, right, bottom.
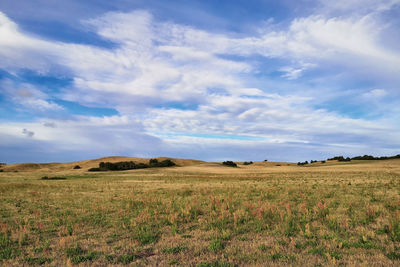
1, 157, 400, 266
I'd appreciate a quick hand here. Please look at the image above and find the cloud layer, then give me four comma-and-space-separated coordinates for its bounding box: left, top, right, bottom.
0, 1, 399, 163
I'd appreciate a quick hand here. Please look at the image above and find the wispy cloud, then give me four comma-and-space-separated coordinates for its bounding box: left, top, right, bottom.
363, 89, 388, 98
0, 2, 399, 162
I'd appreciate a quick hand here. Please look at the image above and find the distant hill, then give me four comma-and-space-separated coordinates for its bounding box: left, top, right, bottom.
0, 156, 205, 172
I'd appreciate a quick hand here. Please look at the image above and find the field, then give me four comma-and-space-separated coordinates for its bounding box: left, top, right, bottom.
1, 158, 400, 266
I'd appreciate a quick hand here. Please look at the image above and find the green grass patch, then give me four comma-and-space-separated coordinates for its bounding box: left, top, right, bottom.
198, 261, 232, 267
40, 176, 67, 180
208, 239, 225, 252
162, 244, 187, 254
133, 225, 160, 245
24, 256, 52, 265
270, 253, 295, 262
387, 251, 400, 260
0, 233, 19, 260
259, 244, 271, 251
66, 244, 100, 264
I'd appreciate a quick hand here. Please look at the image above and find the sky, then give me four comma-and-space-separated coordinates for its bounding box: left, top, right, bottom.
0, 0, 400, 163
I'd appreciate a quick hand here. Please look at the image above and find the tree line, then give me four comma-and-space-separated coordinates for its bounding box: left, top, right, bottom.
88, 159, 175, 171
298, 154, 400, 166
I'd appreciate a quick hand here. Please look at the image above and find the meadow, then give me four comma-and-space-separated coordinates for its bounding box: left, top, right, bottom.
1, 158, 400, 266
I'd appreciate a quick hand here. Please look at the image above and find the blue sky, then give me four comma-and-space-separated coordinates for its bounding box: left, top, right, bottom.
0, 0, 400, 163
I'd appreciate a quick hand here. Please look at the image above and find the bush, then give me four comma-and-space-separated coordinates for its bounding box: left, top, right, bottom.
297, 161, 309, 166
222, 161, 237, 167
73, 165, 81, 169
41, 176, 66, 180
327, 156, 351, 162
98, 161, 147, 171
88, 159, 175, 172
152, 159, 175, 167
351, 155, 375, 160
149, 158, 159, 166
243, 161, 253, 165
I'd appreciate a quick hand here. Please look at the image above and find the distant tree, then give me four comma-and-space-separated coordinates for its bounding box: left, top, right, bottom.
222, 161, 237, 167
89, 159, 175, 172
297, 161, 309, 166
327, 156, 351, 162
73, 165, 81, 169
156, 159, 176, 167
149, 159, 159, 166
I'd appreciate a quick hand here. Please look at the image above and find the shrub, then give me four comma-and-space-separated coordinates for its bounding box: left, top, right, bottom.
149, 158, 159, 166
351, 155, 375, 160
89, 159, 175, 172
73, 165, 81, 169
222, 161, 237, 167
152, 159, 175, 167
297, 161, 309, 166
88, 168, 101, 172
41, 176, 66, 180
243, 161, 253, 165
327, 156, 351, 162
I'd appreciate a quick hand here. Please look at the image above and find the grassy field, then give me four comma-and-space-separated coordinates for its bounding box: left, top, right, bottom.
1, 158, 400, 266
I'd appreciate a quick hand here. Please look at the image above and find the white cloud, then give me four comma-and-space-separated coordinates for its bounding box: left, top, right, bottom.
0, 79, 64, 111
363, 89, 388, 98
20, 98, 63, 111
0, 115, 159, 151
1, 8, 400, 162
22, 128, 34, 138
280, 67, 303, 80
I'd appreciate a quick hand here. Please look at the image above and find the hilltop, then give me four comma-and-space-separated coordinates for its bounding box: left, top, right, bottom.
0, 156, 204, 173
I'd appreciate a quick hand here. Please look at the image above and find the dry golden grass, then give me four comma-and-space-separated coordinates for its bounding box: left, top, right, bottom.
0, 158, 400, 266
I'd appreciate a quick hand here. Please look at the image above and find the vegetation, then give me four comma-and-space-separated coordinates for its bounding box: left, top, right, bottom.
40, 176, 67, 180
328, 156, 351, 162
243, 161, 253, 165
351, 154, 400, 160
0, 158, 400, 265
328, 154, 400, 162
222, 161, 237, 167
89, 159, 175, 171
73, 165, 81, 169
297, 161, 308, 166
